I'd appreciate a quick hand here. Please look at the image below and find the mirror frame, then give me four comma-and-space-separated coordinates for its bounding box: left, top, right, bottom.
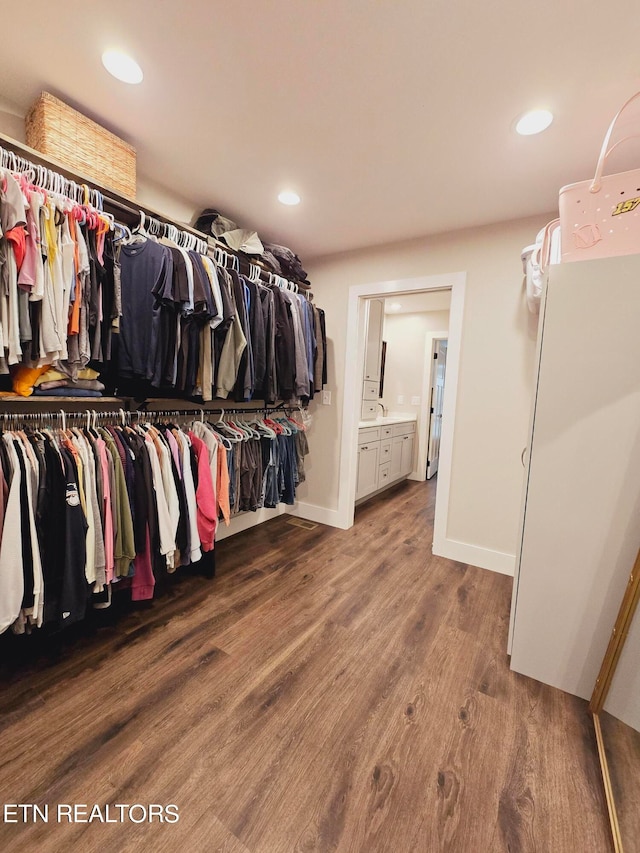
589, 547, 640, 853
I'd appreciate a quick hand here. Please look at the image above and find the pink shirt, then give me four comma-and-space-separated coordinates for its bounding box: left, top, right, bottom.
188, 432, 217, 552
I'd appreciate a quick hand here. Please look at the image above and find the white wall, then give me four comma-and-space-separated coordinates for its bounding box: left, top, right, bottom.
382, 310, 450, 417
295, 214, 551, 570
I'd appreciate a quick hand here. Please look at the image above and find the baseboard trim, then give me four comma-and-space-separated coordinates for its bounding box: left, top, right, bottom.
433, 536, 516, 576
215, 505, 286, 541
288, 502, 344, 529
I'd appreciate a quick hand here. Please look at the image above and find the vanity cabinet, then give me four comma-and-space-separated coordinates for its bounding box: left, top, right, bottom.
356, 427, 381, 499
356, 420, 415, 502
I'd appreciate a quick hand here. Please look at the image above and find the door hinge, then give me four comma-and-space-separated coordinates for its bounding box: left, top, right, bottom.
430, 407, 434, 414
434, 352, 438, 359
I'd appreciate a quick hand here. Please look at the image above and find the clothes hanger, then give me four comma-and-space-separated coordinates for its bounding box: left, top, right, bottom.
222, 418, 249, 440
131, 210, 149, 242
274, 416, 293, 435
209, 428, 232, 451
251, 416, 277, 438
233, 417, 261, 440
263, 416, 284, 435
286, 411, 306, 431
113, 221, 132, 242
211, 413, 244, 442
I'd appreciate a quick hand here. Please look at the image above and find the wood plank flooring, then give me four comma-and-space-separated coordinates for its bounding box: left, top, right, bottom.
0, 479, 611, 852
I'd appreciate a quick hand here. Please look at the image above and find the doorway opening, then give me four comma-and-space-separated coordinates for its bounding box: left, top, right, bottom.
337, 272, 465, 566
426, 337, 448, 480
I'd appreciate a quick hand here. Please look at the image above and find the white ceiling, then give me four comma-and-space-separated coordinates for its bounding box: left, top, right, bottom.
1, 1, 639, 260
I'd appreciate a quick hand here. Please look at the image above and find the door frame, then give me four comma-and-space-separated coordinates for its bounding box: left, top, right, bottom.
336, 272, 466, 562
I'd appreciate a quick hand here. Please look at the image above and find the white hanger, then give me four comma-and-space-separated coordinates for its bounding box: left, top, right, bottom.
252, 416, 276, 438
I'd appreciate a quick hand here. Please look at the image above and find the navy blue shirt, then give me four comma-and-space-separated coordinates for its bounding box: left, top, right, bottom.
119, 239, 173, 383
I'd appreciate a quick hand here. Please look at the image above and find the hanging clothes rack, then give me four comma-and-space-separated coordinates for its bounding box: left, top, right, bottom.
0, 130, 326, 408
0, 131, 310, 290
0, 138, 206, 257
0, 407, 130, 427
134, 402, 290, 418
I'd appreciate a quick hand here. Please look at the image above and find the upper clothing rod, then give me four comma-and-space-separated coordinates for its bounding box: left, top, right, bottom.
0, 130, 310, 288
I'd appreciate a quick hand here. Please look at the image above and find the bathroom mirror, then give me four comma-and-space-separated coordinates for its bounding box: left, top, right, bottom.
590, 548, 640, 852
379, 341, 387, 399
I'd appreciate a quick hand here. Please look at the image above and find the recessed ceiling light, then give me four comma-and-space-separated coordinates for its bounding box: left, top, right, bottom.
515, 109, 553, 136
389, 302, 402, 311
102, 49, 143, 85
278, 190, 301, 206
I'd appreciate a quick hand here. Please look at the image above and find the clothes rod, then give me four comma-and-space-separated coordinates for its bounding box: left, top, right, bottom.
0, 131, 310, 288
135, 402, 290, 415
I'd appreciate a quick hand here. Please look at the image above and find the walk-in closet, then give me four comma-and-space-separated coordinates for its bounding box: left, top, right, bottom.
1, 3, 639, 852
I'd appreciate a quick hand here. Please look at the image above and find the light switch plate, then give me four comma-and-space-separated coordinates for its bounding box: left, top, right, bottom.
397, 395, 404, 404
322, 390, 331, 405
411, 396, 420, 405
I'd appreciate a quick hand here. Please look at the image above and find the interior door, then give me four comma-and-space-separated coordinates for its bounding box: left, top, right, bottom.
427, 339, 448, 479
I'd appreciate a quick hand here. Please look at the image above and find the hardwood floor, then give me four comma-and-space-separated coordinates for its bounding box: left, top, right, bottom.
0, 479, 611, 852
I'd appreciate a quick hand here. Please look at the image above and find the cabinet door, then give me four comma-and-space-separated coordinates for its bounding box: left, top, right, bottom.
378, 462, 391, 488
509, 256, 640, 700
390, 436, 404, 480
356, 443, 380, 499
363, 380, 380, 401
361, 401, 378, 421
364, 299, 384, 381
400, 434, 415, 476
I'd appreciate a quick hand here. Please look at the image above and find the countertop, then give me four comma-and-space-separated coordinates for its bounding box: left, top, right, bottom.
358, 414, 418, 429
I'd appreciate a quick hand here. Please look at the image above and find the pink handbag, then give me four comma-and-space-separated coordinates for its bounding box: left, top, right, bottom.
559, 91, 640, 262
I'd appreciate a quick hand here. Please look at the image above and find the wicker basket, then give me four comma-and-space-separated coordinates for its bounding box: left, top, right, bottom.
25, 92, 136, 198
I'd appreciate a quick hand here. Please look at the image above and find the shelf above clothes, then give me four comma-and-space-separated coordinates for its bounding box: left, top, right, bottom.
0, 131, 310, 291
0, 130, 326, 406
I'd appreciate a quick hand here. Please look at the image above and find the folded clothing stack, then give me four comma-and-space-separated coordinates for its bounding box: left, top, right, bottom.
261, 242, 309, 283
9, 365, 105, 397
32, 367, 104, 397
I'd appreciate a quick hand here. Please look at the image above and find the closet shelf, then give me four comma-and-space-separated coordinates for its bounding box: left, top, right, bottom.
0, 130, 311, 290
0, 396, 125, 404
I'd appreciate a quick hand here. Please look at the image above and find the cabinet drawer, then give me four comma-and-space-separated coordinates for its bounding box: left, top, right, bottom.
358, 426, 381, 445
392, 421, 416, 437
379, 440, 391, 462
378, 462, 391, 485
381, 426, 393, 439
361, 401, 378, 421
363, 380, 379, 401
